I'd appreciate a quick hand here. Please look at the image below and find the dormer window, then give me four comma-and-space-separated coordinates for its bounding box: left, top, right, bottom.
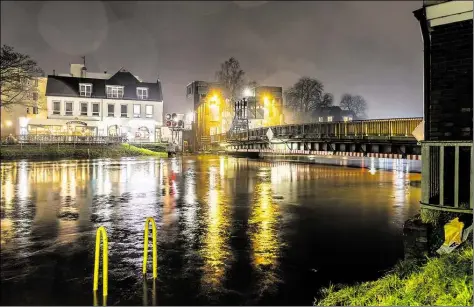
106, 85, 124, 98
79, 83, 92, 97
137, 87, 148, 100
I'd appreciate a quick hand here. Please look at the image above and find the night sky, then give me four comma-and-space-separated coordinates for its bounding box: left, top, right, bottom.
1, 1, 423, 118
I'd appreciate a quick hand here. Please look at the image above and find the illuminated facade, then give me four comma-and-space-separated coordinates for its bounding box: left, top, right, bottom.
186, 81, 284, 150
19, 64, 164, 141
1, 77, 47, 137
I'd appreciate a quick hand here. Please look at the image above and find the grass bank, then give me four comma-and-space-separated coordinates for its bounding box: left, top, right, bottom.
315, 246, 473, 306
0, 143, 167, 160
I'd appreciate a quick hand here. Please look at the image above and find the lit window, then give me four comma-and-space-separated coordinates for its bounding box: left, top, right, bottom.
65, 102, 73, 116
80, 102, 88, 116
121, 105, 128, 118
106, 86, 124, 98
145, 105, 153, 118
137, 87, 148, 100
133, 104, 141, 118
327, 116, 333, 122
319, 117, 323, 122
53, 101, 60, 115
79, 83, 92, 97
108, 104, 115, 117
92, 103, 99, 116
343, 116, 353, 122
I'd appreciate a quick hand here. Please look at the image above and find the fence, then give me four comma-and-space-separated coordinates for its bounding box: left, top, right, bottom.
1, 135, 125, 145
421, 141, 473, 213
211, 117, 423, 143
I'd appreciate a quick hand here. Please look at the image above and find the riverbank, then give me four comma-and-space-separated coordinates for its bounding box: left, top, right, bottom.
0, 143, 167, 160
315, 245, 473, 306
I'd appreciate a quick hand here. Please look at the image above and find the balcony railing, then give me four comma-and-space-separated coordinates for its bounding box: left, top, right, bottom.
421, 141, 473, 213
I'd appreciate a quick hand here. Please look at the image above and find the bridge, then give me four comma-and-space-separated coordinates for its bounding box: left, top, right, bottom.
210, 117, 423, 160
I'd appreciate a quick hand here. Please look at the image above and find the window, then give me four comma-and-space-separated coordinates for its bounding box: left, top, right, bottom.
145, 105, 153, 118
34, 79, 38, 87
65, 102, 73, 116
343, 116, 353, 122
319, 117, 323, 122
53, 101, 60, 115
79, 83, 92, 97
137, 87, 148, 100
108, 104, 115, 117
81, 102, 88, 116
106, 86, 124, 98
133, 104, 141, 118
327, 116, 333, 122
92, 103, 99, 116
121, 105, 128, 118
32, 92, 38, 101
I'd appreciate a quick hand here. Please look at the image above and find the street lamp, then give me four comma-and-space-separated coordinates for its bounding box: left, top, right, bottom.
243, 88, 253, 97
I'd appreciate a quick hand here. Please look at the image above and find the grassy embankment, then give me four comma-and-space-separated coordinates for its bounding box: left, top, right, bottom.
316, 209, 473, 306
315, 245, 472, 306
0, 143, 167, 160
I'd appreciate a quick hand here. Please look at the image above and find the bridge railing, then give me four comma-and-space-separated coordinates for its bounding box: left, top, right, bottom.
212, 117, 422, 143
421, 141, 473, 213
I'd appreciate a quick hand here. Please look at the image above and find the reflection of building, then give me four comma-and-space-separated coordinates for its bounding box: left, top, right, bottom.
20, 64, 164, 142
1, 77, 47, 137
186, 81, 283, 150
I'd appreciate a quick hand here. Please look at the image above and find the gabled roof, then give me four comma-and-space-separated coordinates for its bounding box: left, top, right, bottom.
46, 67, 163, 101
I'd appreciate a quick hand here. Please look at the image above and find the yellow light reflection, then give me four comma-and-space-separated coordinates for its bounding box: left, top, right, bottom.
249, 168, 281, 294
201, 165, 230, 290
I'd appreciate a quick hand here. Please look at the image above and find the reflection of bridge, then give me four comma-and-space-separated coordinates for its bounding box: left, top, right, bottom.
211, 117, 423, 159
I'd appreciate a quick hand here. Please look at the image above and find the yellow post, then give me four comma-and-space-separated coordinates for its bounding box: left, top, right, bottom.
142, 217, 157, 279
93, 226, 108, 296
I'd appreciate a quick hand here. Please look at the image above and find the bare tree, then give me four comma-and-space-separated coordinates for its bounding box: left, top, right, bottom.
216, 57, 245, 102
284, 77, 326, 123
340, 94, 368, 119
320, 93, 334, 109
1, 45, 44, 110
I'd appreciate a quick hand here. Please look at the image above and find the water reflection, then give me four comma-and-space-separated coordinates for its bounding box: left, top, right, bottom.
1, 156, 421, 306
249, 167, 281, 295
200, 164, 231, 291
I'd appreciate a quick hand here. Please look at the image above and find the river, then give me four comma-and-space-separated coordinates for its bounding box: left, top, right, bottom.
0, 155, 421, 305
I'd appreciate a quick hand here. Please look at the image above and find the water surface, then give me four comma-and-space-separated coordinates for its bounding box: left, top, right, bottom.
1, 156, 421, 305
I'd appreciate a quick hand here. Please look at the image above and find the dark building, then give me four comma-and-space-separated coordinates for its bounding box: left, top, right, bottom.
414, 1, 473, 212
313, 106, 356, 123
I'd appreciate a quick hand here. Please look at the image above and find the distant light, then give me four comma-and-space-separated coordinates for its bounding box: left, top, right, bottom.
243, 88, 253, 97
19, 117, 29, 128
5, 120, 12, 127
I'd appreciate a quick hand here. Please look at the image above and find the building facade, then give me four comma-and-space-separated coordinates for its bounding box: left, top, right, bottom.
186, 81, 284, 150
22, 65, 164, 142
1, 76, 47, 137
415, 0, 473, 211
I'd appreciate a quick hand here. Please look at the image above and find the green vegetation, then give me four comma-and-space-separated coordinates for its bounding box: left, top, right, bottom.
0, 143, 167, 160
315, 246, 473, 306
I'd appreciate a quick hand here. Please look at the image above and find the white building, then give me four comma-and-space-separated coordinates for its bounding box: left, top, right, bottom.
23, 64, 164, 142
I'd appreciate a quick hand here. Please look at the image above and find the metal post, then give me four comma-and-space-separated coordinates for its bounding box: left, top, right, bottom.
471, 145, 474, 208
454, 145, 459, 207
439, 145, 444, 206
421, 143, 430, 204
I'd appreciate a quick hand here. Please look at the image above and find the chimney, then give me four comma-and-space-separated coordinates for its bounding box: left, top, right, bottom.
70, 64, 85, 77
81, 66, 87, 78
53, 69, 56, 76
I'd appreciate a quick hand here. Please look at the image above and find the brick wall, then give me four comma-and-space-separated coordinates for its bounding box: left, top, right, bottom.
429, 19, 473, 141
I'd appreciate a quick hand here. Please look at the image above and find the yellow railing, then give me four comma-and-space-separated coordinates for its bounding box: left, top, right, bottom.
93, 226, 108, 296
142, 217, 158, 279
